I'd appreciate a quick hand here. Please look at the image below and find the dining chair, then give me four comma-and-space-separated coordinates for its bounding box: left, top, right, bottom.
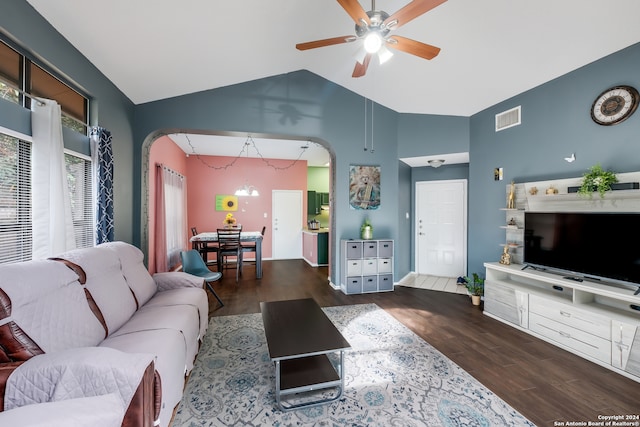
191, 226, 218, 267
241, 225, 265, 264
180, 249, 224, 308
216, 228, 243, 282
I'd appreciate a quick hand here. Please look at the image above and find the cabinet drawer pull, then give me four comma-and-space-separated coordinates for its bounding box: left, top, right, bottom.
560, 311, 572, 317
559, 331, 571, 338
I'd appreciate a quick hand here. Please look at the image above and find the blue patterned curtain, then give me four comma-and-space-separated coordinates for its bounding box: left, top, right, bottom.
90, 127, 114, 244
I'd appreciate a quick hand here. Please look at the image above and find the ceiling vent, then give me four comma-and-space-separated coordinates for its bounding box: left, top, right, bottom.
495, 106, 521, 132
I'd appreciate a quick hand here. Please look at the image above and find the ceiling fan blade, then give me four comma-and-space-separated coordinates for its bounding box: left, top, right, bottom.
352, 54, 372, 78
383, 0, 447, 30
337, 0, 371, 26
296, 36, 357, 51
386, 35, 441, 60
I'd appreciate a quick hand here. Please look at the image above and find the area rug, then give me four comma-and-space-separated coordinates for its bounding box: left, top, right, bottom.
172, 303, 534, 426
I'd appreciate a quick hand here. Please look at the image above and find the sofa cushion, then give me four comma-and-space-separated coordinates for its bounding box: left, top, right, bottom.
4, 347, 153, 411
110, 304, 200, 373
0, 393, 125, 427
0, 260, 105, 353
56, 247, 137, 336
101, 328, 187, 427
144, 287, 208, 340
98, 242, 157, 307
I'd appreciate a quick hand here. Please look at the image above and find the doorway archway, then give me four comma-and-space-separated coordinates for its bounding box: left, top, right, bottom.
140, 129, 336, 274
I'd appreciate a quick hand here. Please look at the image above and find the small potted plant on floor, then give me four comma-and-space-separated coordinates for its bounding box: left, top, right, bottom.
464, 273, 485, 306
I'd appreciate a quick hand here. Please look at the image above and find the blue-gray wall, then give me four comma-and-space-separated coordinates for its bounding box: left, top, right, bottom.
398, 113, 470, 158
1, 0, 136, 242
468, 43, 640, 276
3, 0, 640, 286
132, 72, 402, 285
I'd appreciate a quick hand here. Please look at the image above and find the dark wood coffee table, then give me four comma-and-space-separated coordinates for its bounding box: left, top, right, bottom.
260, 298, 351, 411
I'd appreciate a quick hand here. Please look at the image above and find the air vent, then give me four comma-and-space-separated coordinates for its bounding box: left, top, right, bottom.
495, 106, 521, 131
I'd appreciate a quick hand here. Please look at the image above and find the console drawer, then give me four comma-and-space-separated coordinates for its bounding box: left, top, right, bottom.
363, 242, 377, 257
346, 259, 362, 276
345, 277, 362, 294
530, 312, 611, 363
362, 259, 377, 275
529, 295, 611, 340
484, 281, 528, 327
378, 274, 393, 291
345, 242, 362, 259
377, 258, 392, 273
377, 241, 393, 257
362, 275, 378, 292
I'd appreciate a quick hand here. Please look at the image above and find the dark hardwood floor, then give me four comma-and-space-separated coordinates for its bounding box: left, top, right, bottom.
205, 259, 640, 427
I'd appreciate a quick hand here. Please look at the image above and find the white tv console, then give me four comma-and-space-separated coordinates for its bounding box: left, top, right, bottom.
484, 262, 640, 383
486, 171, 640, 382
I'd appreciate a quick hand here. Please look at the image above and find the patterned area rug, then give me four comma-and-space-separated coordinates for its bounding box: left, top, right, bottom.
173, 303, 534, 426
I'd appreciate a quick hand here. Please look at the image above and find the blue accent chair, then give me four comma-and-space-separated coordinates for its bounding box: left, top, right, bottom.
181, 249, 224, 308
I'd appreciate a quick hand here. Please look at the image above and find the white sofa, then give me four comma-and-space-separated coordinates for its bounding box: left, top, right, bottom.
0, 241, 208, 427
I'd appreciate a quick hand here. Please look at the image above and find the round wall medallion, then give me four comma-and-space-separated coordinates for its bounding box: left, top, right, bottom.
591, 85, 640, 126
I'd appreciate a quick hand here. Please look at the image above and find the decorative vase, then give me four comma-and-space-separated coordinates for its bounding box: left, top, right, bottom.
471, 295, 481, 306
361, 226, 373, 240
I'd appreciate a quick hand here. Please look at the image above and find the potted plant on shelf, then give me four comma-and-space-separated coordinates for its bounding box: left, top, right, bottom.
577, 163, 618, 199
360, 218, 373, 240
464, 273, 485, 306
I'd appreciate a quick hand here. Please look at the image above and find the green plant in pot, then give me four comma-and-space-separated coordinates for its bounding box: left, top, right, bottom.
577, 163, 618, 199
360, 218, 373, 240
464, 273, 484, 306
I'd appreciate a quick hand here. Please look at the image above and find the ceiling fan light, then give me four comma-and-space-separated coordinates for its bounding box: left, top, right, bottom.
378, 45, 393, 64
364, 33, 382, 53
353, 46, 367, 64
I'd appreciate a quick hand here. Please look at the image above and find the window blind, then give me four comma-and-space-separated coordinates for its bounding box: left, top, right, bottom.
0, 134, 32, 263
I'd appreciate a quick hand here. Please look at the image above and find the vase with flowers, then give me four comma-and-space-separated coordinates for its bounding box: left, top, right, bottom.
223, 213, 237, 228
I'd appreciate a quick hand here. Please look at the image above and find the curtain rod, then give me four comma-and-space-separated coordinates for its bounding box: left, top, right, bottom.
0, 76, 45, 106
157, 163, 185, 179
0, 76, 90, 129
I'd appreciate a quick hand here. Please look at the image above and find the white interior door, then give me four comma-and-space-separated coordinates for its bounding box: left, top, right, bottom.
415, 180, 467, 277
272, 190, 303, 259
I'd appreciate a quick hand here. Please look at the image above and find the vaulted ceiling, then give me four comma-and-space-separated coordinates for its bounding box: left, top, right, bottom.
25, 0, 640, 164
27, 0, 640, 116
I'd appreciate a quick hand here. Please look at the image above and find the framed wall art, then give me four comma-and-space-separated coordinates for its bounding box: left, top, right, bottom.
349, 165, 380, 210
215, 195, 238, 211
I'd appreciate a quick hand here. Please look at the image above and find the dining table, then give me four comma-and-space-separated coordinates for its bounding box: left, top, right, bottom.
190, 231, 264, 278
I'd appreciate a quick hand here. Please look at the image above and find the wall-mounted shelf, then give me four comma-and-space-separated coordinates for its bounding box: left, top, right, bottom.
517, 171, 640, 212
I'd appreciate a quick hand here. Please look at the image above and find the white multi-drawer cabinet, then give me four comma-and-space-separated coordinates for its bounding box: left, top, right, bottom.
484, 262, 640, 383
340, 239, 394, 294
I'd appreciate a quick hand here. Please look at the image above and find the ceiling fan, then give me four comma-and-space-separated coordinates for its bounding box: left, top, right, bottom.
296, 0, 447, 78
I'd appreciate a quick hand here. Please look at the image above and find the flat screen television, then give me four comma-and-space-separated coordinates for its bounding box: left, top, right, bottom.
523, 211, 640, 293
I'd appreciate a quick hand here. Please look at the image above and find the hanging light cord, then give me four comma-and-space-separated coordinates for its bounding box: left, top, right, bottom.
363, 98, 375, 154
185, 134, 309, 171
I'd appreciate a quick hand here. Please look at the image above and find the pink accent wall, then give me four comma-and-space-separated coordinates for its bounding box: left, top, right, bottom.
186, 154, 308, 259
147, 136, 308, 271
148, 136, 188, 274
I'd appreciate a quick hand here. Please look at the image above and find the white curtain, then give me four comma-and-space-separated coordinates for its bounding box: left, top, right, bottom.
31, 99, 76, 259
161, 165, 186, 270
